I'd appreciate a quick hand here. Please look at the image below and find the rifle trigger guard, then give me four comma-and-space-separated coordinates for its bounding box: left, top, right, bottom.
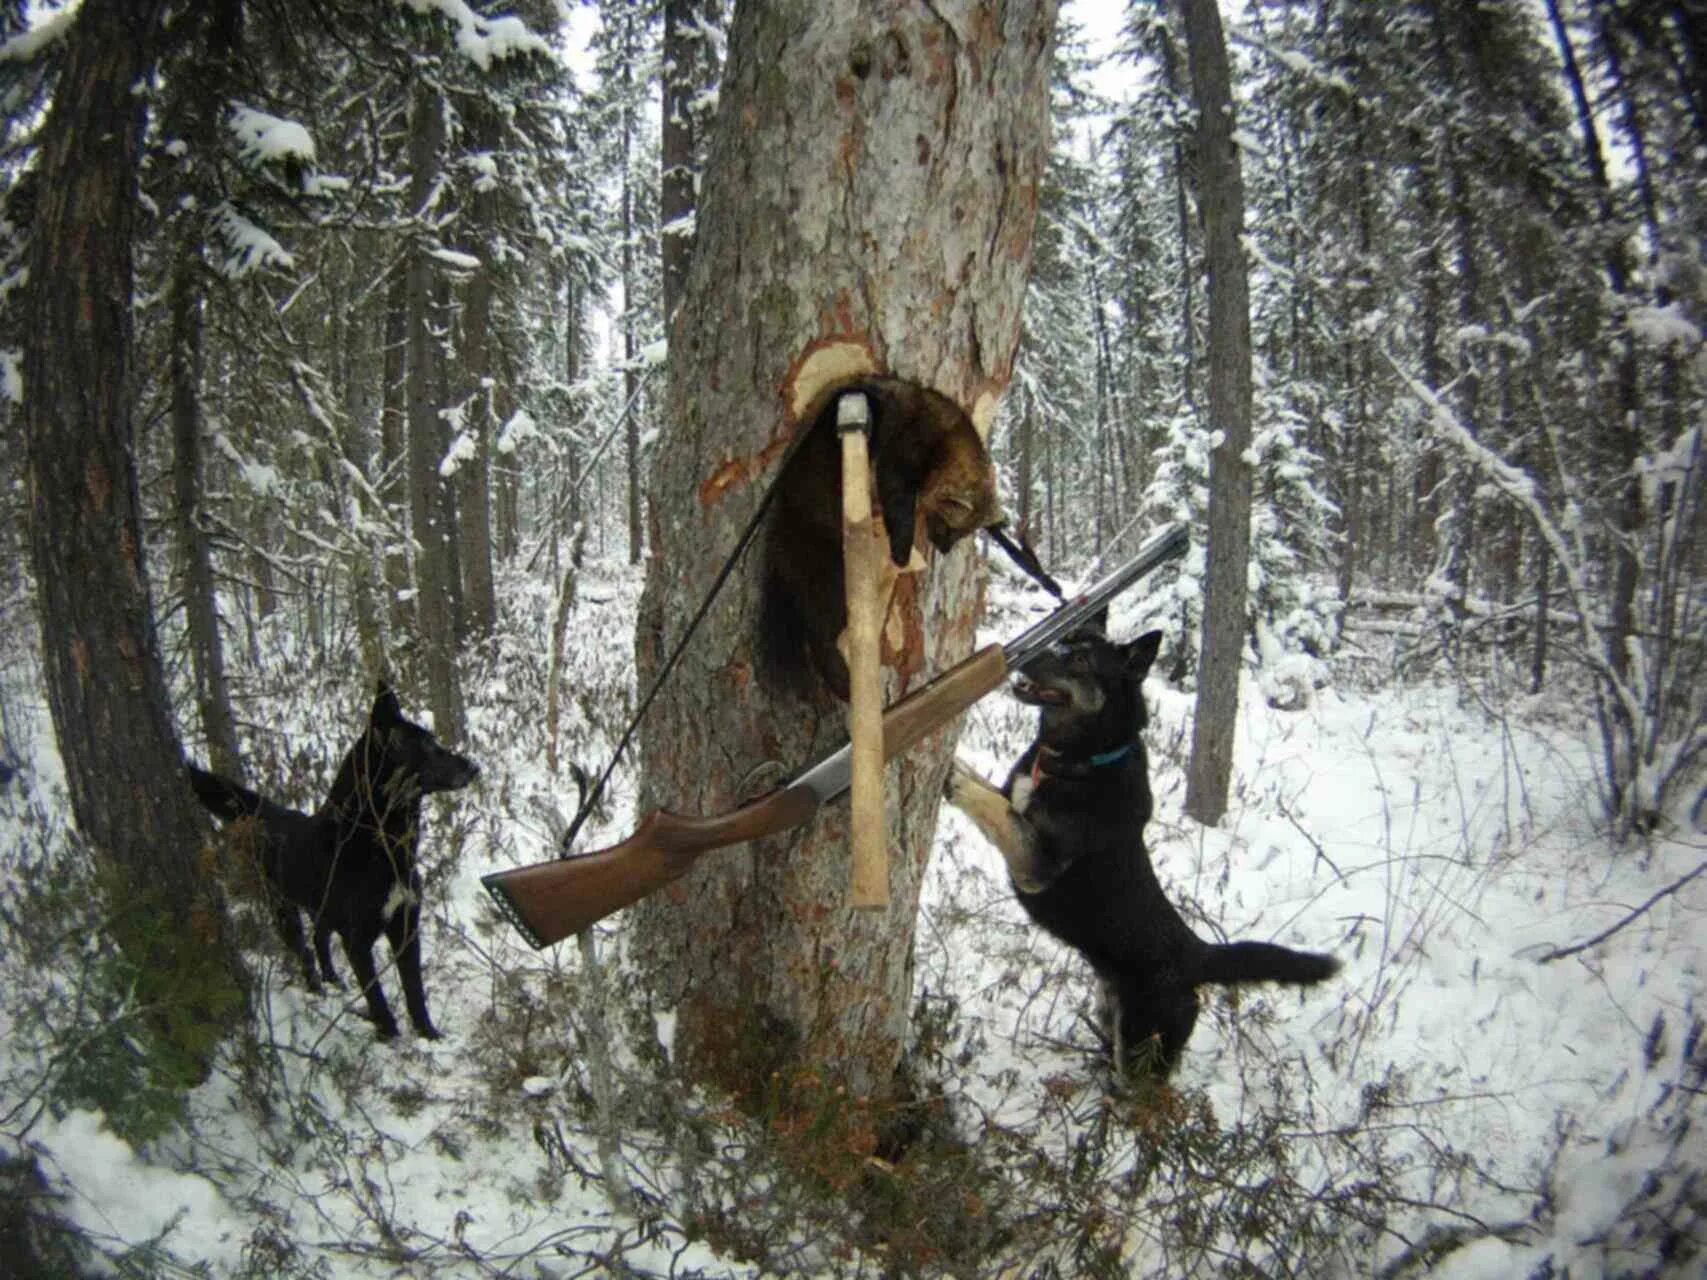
737, 759, 790, 804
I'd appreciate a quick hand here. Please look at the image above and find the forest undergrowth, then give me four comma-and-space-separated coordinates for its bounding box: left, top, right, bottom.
0, 556, 1702, 1278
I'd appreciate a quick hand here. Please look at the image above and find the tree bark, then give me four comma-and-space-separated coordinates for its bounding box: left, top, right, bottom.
620, 20, 645, 567
1180, 0, 1254, 828
1154, 20, 1198, 407
630, 0, 1055, 1102
22, 0, 244, 1060
405, 83, 466, 740
455, 215, 498, 640
380, 265, 414, 640
661, 0, 721, 329
169, 247, 242, 780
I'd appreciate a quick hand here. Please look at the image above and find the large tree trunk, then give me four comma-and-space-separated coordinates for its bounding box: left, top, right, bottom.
23, 0, 244, 1063
630, 0, 1055, 1103
1180, 0, 1254, 827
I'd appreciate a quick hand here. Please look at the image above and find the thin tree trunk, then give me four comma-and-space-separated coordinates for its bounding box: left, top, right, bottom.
1548, 0, 1644, 813
1017, 392, 1036, 538
630, 0, 1056, 1102
405, 83, 465, 740
338, 237, 386, 676
1180, 0, 1254, 828
621, 30, 644, 567
380, 265, 413, 640
661, 0, 719, 330
456, 229, 498, 640
169, 248, 242, 779
1156, 21, 1198, 407
1412, 143, 1447, 578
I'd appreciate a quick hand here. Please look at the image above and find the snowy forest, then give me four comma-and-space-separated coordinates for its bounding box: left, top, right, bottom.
1, 0, 1704, 1276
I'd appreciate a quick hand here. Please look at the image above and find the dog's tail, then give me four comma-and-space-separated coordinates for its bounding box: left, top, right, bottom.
1195, 940, 1341, 988
186, 764, 289, 826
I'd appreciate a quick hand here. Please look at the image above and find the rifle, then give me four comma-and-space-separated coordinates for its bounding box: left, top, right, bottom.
482, 522, 1188, 949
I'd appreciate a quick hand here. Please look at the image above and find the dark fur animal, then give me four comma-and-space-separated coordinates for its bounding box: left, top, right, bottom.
187, 685, 478, 1040
946, 628, 1339, 1075
759, 377, 1001, 700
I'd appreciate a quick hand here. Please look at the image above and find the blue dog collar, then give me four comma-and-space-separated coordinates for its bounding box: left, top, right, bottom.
1033, 741, 1134, 783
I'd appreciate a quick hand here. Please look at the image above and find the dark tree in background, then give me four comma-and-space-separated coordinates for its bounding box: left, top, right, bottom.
20, 0, 245, 1068
660, 0, 722, 329
405, 81, 467, 744
1178, 0, 1253, 826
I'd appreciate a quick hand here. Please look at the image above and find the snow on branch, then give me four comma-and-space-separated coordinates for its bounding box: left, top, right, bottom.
1388, 355, 1707, 826
227, 105, 316, 172
0, 8, 77, 63
400, 0, 552, 71
212, 204, 294, 278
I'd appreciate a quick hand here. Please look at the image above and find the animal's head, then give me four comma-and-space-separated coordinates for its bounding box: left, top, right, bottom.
853, 379, 1002, 565
1013, 627, 1164, 752
368, 684, 481, 796
917, 417, 1001, 555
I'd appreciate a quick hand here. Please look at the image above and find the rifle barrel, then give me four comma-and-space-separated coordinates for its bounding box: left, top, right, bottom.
1001, 522, 1188, 669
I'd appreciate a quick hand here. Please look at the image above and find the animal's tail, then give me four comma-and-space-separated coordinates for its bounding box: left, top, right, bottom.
186, 764, 288, 826
1195, 940, 1341, 988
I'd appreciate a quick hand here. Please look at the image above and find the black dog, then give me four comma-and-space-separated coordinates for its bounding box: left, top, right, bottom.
946, 627, 1339, 1076
187, 684, 478, 1040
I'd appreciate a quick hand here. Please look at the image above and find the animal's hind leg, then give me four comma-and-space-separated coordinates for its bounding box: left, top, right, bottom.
313, 922, 342, 987
1111, 977, 1199, 1078
273, 904, 320, 992
343, 932, 400, 1039
385, 890, 440, 1040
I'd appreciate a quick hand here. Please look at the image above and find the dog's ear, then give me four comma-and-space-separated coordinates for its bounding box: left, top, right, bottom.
372, 683, 403, 727
1126, 630, 1163, 677
1072, 607, 1110, 641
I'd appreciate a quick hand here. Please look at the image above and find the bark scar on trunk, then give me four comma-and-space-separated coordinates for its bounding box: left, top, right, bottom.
698, 340, 882, 510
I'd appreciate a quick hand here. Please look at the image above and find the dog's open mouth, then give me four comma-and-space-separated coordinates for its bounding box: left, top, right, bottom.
1012, 676, 1068, 705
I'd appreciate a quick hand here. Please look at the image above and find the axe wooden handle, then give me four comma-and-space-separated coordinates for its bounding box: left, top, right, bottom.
839, 392, 888, 909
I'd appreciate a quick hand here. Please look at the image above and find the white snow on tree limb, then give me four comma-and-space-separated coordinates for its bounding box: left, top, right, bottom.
0, 7, 78, 63
401, 0, 551, 70
213, 205, 294, 278
439, 430, 477, 478
496, 408, 539, 455
1628, 303, 1702, 351
228, 105, 316, 171
1391, 354, 1705, 822
429, 246, 483, 272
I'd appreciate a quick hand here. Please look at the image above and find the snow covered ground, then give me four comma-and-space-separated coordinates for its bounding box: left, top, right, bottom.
1, 557, 1701, 1277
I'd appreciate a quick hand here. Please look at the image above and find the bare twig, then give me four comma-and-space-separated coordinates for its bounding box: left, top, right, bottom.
1536, 859, 1707, 964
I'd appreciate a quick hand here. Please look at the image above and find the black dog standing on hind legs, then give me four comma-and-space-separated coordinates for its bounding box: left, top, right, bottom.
187, 684, 479, 1041
946, 625, 1340, 1077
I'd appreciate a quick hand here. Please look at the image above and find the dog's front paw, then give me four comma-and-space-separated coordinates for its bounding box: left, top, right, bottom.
944, 758, 987, 808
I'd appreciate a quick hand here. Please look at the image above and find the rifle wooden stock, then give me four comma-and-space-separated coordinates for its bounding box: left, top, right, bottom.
482, 644, 1009, 948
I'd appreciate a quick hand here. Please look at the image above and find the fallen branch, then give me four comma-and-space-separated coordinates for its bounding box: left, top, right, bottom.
1536, 859, 1707, 964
